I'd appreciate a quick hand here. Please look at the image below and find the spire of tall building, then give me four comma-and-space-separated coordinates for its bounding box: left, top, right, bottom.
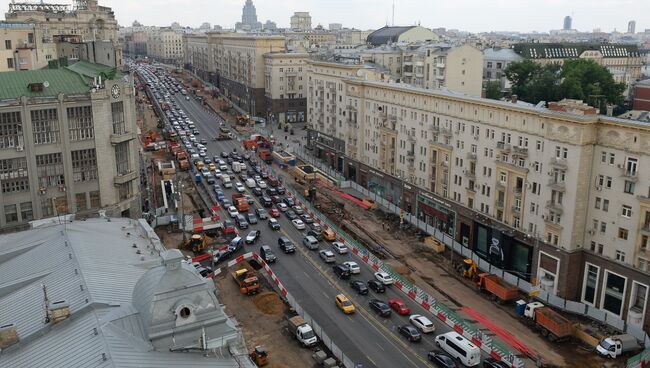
236, 0, 262, 31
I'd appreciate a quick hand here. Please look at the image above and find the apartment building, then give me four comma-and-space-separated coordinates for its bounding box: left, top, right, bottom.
290, 12, 312, 31
0, 21, 57, 72
0, 61, 140, 232
263, 53, 309, 123
147, 28, 184, 65
307, 62, 650, 329
184, 33, 211, 82
482, 47, 523, 91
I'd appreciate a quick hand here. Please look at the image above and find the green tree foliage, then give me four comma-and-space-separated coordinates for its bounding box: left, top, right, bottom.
504, 59, 626, 109
483, 81, 503, 100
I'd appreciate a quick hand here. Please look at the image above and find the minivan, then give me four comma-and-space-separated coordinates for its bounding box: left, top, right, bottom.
434, 332, 481, 367
302, 235, 319, 250
235, 214, 249, 229
260, 245, 277, 263
278, 236, 296, 253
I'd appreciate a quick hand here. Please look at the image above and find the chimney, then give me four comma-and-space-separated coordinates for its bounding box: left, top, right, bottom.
511, 94, 518, 104
49, 301, 70, 324
0, 324, 19, 349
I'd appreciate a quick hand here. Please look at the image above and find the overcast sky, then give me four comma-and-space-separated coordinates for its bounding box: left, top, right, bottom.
3, 0, 649, 33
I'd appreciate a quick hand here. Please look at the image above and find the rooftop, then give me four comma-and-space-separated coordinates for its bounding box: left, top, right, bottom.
366, 26, 417, 46
0, 218, 253, 368
514, 43, 641, 59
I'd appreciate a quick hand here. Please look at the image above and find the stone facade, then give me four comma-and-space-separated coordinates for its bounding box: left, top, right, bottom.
0, 21, 57, 72
263, 53, 309, 124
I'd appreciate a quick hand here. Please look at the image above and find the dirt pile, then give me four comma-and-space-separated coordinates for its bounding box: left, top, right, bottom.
253, 292, 285, 315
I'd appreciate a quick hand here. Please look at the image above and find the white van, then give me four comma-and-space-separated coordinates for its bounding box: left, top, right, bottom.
434, 332, 480, 367
245, 178, 256, 188
232, 162, 242, 173
222, 175, 232, 188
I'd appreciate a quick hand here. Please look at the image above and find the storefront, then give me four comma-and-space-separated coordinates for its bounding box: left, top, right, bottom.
474, 221, 533, 280
368, 169, 402, 205
416, 193, 455, 236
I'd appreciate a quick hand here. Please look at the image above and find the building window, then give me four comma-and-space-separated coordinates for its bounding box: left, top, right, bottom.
115, 142, 130, 175
630, 282, 648, 312
4, 204, 17, 223
609, 153, 615, 165
0, 158, 29, 193
118, 182, 131, 200
624, 180, 635, 194
595, 197, 601, 209
35, 153, 64, 188
31, 109, 60, 145
602, 271, 626, 317
622, 205, 632, 218
6, 58, 13, 69
76, 193, 87, 211
71, 149, 98, 182
601, 151, 607, 163
603, 199, 609, 212
582, 264, 599, 305
67, 106, 94, 141
616, 250, 626, 262
41, 197, 54, 217
111, 102, 126, 135
0, 111, 23, 149
619, 227, 629, 240
4, 40, 11, 49
20, 202, 33, 221
89, 191, 101, 208
605, 176, 612, 189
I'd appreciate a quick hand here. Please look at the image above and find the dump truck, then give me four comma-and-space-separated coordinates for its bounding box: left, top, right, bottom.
231, 264, 260, 295
476, 273, 519, 303
215, 131, 233, 140
232, 193, 250, 212
176, 150, 190, 171
243, 134, 273, 150
596, 334, 640, 358
521, 301, 573, 342
258, 149, 273, 164
287, 315, 318, 347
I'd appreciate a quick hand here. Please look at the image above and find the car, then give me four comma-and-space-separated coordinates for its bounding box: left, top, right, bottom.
331, 242, 348, 254
388, 299, 411, 315
261, 196, 272, 207
306, 229, 323, 241
276, 202, 289, 212
221, 151, 228, 158
257, 180, 267, 189
278, 236, 296, 253
204, 158, 213, 165
216, 193, 226, 202
367, 280, 386, 293
259, 245, 276, 263
198, 151, 207, 157
235, 182, 245, 193
247, 213, 258, 224
300, 214, 314, 224
343, 261, 360, 274
292, 219, 306, 229
269, 208, 280, 217
245, 230, 261, 244
256, 208, 268, 219
265, 187, 278, 196
335, 294, 355, 314
283, 197, 295, 207
201, 168, 211, 177
285, 210, 298, 220
244, 194, 254, 204
208, 163, 217, 171
427, 351, 457, 368
260, 171, 269, 179
200, 138, 207, 144
332, 264, 351, 279
310, 222, 323, 233
369, 299, 392, 317
291, 206, 304, 215
227, 206, 239, 218
252, 187, 263, 196
271, 195, 282, 204
214, 169, 222, 178
319, 249, 336, 263
349, 280, 369, 295
205, 173, 216, 184
226, 170, 235, 180
276, 186, 286, 195
399, 325, 421, 342
213, 184, 222, 193
302, 235, 319, 250
221, 199, 232, 207
268, 218, 280, 230
374, 271, 394, 285
409, 314, 435, 333
235, 214, 248, 229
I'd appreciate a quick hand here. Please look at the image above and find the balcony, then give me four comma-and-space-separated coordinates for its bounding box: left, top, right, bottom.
110, 131, 136, 145
466, 152, 477, 161
440, 160, 449, 168
407, 134, 416, 142
430, 125, 440, 133
496, 180, 506, 190
548, 179, 566, 191
435, 74, 445, 80
406, 151, 415, 162
496, 200, 504, 209
496, 141, 511, 153
346, 104, 357, 111
511, 205, 521, 215
114, 170, 138, 185
512, 146, 528, 157
545, 200, 564, 214
441, 128, 452, 137
513, 187, 523, 197
550, 157, 568, 169
462, 169, 476, 179
387, 114, 398, 122
620, 168, 638, 182
641, 223, 650, 235
436, 62, 445, 68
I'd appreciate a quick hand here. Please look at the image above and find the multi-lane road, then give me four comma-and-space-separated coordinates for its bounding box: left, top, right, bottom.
144, 75, 508, 367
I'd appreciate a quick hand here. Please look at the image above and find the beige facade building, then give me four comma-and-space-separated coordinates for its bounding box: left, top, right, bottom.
263, 53, 309, 123
307, 61, 650, 330
147, 28, 184, 65
1, 21, 57, 72
0, 61, 140, 232
290, 12, 312, 31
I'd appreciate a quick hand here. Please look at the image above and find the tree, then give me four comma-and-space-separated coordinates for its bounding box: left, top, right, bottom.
483, 81, 503, 100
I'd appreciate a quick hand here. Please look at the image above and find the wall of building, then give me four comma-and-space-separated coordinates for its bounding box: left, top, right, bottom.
633, 85, 650, 111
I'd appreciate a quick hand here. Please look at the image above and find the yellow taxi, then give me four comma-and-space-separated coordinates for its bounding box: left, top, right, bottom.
335, 294, 355, 314
195, 161, 205, 170
322, 228, 336, 241
208, 163, 217, 171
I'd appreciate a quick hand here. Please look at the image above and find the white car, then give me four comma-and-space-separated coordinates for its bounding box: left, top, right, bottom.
291, 219, 306, 230
277, 203, 289, 212
343, 261, 360, 274
409, 314, 435, 333
201, 168, 211, 177
219, 164, 228, 171
257, 180, 267, 189
331, 242, 348, 254
235, 182, 245, 193
227, 206, 239, 218
374, 271, 394, 285
214, 169, 222, 178
319, 249, 336, 263
198, 151, 207, 157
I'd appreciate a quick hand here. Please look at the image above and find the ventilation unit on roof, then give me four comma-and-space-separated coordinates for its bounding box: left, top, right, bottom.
0, 324, 19, 349
28, 82, 44, 92
49, 300, 70, 324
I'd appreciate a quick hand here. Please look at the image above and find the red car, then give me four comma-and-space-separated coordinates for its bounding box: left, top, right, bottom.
269, 208, 281, 218
388, 299, 411, 315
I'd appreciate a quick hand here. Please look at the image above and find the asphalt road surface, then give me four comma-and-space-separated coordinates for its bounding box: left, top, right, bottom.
164, 91, 498, 368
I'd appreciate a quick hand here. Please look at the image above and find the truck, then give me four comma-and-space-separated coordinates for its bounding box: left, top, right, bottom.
258, 149, 273, 164
521, 301, 574, 342
216, 131, 233, 140
596, 334, 640, 358
232, 193, 250, 212
231, 264, 260, 295
232, 161, 243, 173
243, 134, 273, 150
476, 273, 519, 303
287, 315, 318, 347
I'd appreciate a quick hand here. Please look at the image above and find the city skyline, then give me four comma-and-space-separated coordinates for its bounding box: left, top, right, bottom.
3, 0, 648, 33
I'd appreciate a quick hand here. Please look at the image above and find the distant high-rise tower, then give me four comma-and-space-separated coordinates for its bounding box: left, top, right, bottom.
236, 0, 262, 31
628, 20, 636, 34
563, 16, 572, 30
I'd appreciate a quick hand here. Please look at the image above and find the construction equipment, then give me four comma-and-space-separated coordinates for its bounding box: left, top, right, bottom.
476, 273, 519, 304
520, 301, 574, 342
242, 133, 273, 150
461, 258, 478, 279
232, 193, 250, 212
182, 234, 212, 253
249, 346, 268, 366
258, 148, 273, 164
231, 264, 260, 295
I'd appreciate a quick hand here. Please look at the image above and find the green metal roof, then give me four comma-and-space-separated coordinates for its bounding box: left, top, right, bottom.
65, 60, 119, 82
0, 68, 89, 100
